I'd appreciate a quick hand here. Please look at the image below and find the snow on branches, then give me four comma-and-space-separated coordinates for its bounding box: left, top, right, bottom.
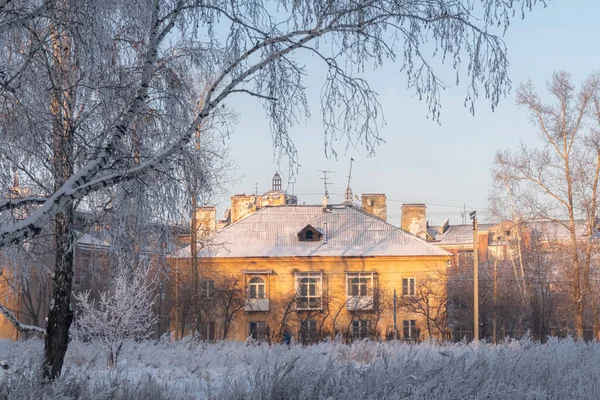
0, 0, 547, 250
72, 267, 157, 367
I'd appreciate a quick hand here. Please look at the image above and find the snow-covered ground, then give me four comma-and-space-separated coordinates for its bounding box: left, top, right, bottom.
1, 337, 600, 399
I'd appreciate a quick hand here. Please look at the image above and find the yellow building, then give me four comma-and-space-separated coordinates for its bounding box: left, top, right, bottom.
169, 179, 451, 343
0, 269, 20, 340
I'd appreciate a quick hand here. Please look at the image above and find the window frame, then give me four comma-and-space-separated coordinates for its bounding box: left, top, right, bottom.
300, 319, 318, 344
204, 279, 215, 299
456, 250, 474, 266
346, 272, 374, 297
204, 321, 215, 341
403, 319, 418, 340
249, 276, 266, 299
297, 225, 323, 242
402, 277, 416, 297
352, 319, 369, 340
295, 272, 323, 310
249, 321, 268, 341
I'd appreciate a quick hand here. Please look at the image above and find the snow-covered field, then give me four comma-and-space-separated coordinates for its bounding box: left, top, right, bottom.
1, 337, 600, 399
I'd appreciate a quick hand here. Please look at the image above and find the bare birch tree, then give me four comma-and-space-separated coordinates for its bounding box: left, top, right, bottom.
397, 274, 447, 341
494, 71, 600, 338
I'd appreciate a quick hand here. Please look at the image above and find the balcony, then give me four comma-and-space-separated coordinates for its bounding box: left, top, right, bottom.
245, 298, 270, 312
346, 296, 374, 311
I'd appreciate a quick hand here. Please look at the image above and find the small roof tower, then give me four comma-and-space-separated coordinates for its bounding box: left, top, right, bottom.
272, 172, 282, 191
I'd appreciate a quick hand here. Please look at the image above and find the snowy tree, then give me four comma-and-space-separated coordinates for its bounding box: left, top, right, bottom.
0, 0, 546, 379
73, 266, 157, 367
493, 71, 600, 338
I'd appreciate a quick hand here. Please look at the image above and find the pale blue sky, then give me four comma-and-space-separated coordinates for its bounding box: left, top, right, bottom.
221, 1, 600, 226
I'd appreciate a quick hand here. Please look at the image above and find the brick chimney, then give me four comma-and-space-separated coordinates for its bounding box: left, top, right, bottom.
216, 209, 231, 230
194, 206, 217, 233
230, 194, 257, 223
361, 194, 387, 221
401, 203, 427, 240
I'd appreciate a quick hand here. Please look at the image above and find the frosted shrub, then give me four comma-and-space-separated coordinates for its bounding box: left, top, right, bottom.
72, 267, 157, 367
3, 337, 600, 398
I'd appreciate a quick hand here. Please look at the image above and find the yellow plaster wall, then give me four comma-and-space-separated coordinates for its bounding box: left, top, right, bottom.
170, 255, 449, 343
0, 276, 19, 340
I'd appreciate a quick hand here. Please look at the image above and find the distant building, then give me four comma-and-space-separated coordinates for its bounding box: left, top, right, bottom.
0, 172, 182, 340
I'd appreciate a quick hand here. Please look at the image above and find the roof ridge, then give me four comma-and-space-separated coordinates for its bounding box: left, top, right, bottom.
349, 206, 435, 246
217, 206, 269, 232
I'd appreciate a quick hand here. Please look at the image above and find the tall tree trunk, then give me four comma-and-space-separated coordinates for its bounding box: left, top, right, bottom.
190, 193, 199, 334
43, 204, 74, 380
190, 109, 203, 335
43, 26, 75, 381
569, 220, 584, 338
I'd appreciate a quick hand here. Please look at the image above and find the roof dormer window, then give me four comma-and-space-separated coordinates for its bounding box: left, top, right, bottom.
297, 224, 323, 242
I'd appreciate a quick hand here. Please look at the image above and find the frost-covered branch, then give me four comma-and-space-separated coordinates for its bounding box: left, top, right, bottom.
0, 301, 46, 336
0, 0, 546, 251
0, 196, 47, 212
73, 266, 157, 366
0, 0, 50, 34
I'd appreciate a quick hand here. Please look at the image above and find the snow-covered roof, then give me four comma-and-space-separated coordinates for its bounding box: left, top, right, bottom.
430, 219, 592, 246
525, 220, 592, 242
432, 223, 495, 246
172, 205, 450, 259
76, 231, 111, 248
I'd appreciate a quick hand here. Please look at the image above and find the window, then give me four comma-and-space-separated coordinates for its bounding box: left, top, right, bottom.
402, 277, 415, 297
300, 319, 318, 344
249, 277, 266, 299
346, 273, 375, 310
349, 276, 368, 296
203, 321, 215, 341
352, 320, 369, 340
249, 321, 268, 341
297, 225, 323, 242
346, 273, 374, 296
204, 280, 215, 299
295, 272, 322, 310
456, 250, 473, 266
403, 320, 418, 340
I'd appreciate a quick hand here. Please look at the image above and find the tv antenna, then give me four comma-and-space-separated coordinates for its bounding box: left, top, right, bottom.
344, 158, 355, 204
318, 170, 335, 199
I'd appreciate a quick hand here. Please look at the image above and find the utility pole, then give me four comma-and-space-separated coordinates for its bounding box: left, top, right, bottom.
393, 288, 398, 340
175, 258, 179, 340
470, 210, 479, 341
492, 246, 499, 344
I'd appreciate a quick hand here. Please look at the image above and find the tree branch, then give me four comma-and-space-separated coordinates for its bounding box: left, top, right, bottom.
0, 301, 46, 336
0, 0, 50, 34
0, 196, 47, 212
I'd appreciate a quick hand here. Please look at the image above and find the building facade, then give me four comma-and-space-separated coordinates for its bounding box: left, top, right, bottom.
168, 176, 450, 343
